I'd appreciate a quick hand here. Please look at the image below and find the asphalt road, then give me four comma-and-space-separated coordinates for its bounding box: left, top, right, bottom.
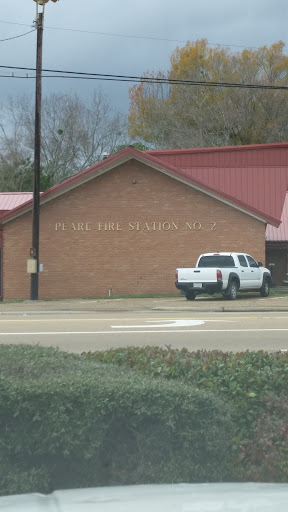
0, 311, 288, 353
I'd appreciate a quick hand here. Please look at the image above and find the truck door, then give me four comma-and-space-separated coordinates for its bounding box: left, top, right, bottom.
246, 255, 262, 288
236, 254, 250, 289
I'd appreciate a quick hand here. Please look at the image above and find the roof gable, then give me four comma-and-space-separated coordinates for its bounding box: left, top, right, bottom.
1, 145, 287, 227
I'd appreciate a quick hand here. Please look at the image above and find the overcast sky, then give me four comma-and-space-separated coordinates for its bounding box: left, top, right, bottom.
0, 0, 287, 114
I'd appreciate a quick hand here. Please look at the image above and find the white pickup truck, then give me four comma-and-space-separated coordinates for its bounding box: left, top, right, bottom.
175, 252, 272, 300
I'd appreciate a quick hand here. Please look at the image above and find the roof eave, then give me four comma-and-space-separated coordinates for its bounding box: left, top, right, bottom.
146, 141, 288, 157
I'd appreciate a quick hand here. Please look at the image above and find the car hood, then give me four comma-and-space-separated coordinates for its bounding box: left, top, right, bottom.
1, 483, 288, 511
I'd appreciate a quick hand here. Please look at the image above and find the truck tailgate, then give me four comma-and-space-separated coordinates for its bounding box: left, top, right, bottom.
177, 268, 218, 283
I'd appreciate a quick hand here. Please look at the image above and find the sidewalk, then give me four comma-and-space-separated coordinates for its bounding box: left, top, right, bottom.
0, 292, 287, 314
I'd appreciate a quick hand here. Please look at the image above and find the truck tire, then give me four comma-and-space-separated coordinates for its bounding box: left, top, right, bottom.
260, 278, 270, 297
224, 280, 238, 300
185, 291, 196, 301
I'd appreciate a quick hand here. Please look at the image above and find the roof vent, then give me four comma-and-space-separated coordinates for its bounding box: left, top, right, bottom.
101, 152, 110, 160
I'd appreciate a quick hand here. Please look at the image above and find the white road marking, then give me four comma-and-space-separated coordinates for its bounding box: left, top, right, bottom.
111, 319, 235, 329
0, 317, 211, 323
112, 319, 205, 328
0, 329, 288, 335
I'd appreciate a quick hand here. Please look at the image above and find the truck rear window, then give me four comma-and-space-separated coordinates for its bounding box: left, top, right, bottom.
198, 255, 235, 267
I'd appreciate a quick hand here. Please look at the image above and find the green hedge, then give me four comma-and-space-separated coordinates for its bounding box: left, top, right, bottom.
85, 347, 288, 434
0, 345, 234, 496
85, 346, 288, 481
238, 396, 288, 482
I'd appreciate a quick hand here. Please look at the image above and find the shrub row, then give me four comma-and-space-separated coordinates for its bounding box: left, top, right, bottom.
0, 345, 234, 496
85, 347, 288, 431
85, 346, 288, 395
237, 396, 288, 482
85, 346, 288, 481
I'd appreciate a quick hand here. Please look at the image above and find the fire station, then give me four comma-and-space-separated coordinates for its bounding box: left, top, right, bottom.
0, 142, 287, 300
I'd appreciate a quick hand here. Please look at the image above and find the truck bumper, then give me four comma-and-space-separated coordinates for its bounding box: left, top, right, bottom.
175, 281, 223, 295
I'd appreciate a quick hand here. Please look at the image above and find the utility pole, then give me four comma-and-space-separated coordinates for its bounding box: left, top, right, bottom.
30, 0, 58, 300
30, 7, 43, 300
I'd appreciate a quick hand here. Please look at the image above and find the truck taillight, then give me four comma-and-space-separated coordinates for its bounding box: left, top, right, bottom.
175, 269, 178, 280
217, 269, 222, 280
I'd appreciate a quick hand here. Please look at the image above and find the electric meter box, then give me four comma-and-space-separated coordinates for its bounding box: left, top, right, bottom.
27, 259, 37, 274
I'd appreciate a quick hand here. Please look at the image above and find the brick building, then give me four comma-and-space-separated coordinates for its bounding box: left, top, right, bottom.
0, 143, 288, 300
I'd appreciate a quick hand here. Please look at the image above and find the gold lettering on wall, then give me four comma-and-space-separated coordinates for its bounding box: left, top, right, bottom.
55, 222, 92, 231
54, 221, 216, 232
186, 222, 202, 231
98, 222, 122, 231
127, 222, 180, 231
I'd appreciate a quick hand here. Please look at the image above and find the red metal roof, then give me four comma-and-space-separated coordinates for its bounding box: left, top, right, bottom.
147, 143, 288, 225
1, 144, 288, 227
0, 192, 34, 210
266, 192, 288, 242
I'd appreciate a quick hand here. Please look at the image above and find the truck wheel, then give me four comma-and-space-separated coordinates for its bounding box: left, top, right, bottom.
225, 281, 238, 300
186, 291, 196, 301
260, 279, 270, 297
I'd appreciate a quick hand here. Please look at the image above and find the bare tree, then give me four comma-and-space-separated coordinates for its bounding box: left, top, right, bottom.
0, 90, 128, 191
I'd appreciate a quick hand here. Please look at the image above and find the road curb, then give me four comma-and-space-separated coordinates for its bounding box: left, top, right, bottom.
0, 295, 287, 315
0, 307, 287, 315
152, 307, 288, 313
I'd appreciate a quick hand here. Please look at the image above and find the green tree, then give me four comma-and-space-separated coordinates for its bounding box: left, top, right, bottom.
0, 156, 52, 192
112, 142, 151, 153
128, 40, 288, 148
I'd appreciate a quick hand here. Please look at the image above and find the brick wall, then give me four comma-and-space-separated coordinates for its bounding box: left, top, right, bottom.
2, 161, 266, 299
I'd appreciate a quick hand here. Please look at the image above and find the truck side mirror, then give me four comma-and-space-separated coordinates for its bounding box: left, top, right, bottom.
258, 262, 263, 267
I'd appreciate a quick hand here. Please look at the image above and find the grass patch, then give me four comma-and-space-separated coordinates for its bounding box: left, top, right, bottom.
0, 293, 181, 304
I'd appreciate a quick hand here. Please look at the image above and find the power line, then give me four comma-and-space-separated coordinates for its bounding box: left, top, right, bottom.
0, 28, 36, 42
1, 65, 288, 91
0, 19, 282, 51
0, 74, 31, 79
43, 25, 260, 49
